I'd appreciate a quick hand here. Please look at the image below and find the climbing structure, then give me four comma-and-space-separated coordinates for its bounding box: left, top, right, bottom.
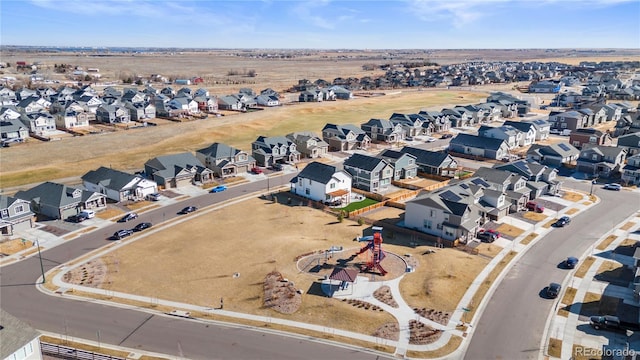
355, 227, 387, 275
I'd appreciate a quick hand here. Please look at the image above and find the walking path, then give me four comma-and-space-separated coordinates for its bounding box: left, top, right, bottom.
4, 183, 634, 359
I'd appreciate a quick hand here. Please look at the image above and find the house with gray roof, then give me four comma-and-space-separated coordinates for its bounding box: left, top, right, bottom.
1, 116, 29, 144
82, 166, 158, 202
399, 146, 458, 177
522, 118, 551, 140
343, 153, 393, 192
96, 104, 130, 124
251, 136, 300, 167
286, 131, 329, 159
569, 128, 613, 149
196, 143, 256, 178
617, 132, 640, 156
290, 161, 352, 205
218, 95, 244, 111
576, 145, 627, 178
389, 113, 427, 137
449, 133, 509, 160
478, 124, 525, 148
328, 85, 353, 100
0, 195, 34, 236
502, 120, 536, 146
144, 153, 213, 188
526, 143, 580, 167
474, 167, 530, 212
15, 182, 106, 220
622, 153, 640, 186
361, 118, 405, 144
321, 123, 371, 151
442, 107, 474, 127
378, 150, 418, 180
0, 309, 42, 360
494, 160, 561, 197
23, 112, 56, 135
418, 110, 450, 133
548, 110, 589, 131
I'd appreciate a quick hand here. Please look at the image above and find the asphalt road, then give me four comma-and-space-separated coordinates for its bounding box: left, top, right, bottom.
1, 173, 392, 360
464, 180, 640, 360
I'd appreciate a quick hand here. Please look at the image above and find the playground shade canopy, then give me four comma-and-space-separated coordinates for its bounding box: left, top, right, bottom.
329, 268, 360, 283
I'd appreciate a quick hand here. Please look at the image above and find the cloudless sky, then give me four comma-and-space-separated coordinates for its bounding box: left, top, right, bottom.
1, 0, 639, 49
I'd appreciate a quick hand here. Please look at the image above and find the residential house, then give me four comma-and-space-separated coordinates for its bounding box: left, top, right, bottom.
494, 160, 561, 197
321, 123, 371, 151
55, 108, 93, 129
377, 149, 418, 180
196, 142, 256, 178
576, 145, 627, 177
400, 146, 458, 177
194, 94, 218, 113
125, 102, 156, 121
218, 95, 244, 111
0, 118, 29, 142
502, 120, 536, 146
82, 166, 158, 202
449, 134, 510, 160
528, 81, 561, 93
167, 97, 198, 114
526, 143, 580, 167
17, 96, 51, 114
486, 92, 531, 115
602, 103, 623, 122
343, 153, 393, 192
286, 131, 329, 159
96, 104, 131, 124
23, 112, 56, 135
0, 195, 34, 236
389, 113, 427, 137
290, 161, 352, 205
298, 89, 323, 102
474, 167, 530, 212
616, 132, 640, 156
622, 153, 640, 186
418, 110, 451, 133
251, 136, 301, 167
0, 309, 42, 360
255, 94, 280, 107
360, 118, 405, 143
548, 110, 589, 131
144, 153, 214, 188
328, 85, 353, 100
442, 107, 474, 127
568, 128, 613, 149
478, 124, 524, 148
522, 119, 551, 141
15, 182, 106, 220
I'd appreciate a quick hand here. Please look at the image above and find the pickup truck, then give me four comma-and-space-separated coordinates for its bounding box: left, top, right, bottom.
590, 315, 640, 331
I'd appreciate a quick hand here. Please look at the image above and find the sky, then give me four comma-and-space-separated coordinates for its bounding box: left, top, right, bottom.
1, 0, 639, 49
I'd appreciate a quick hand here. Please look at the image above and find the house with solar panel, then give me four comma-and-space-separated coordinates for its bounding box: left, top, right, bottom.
290, 161, 352, 206
474, 167, 530, 212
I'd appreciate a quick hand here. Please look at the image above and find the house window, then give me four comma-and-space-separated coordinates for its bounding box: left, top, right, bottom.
437, 223, 443, 230
374, 172, 380, 177
1, 209, 8, 218
444, 228, 455, 237
592, 154, 598, 161
308, 179, 312, 185
305, 188, 310, 195
14, 205, 24, 213
409, 159, 414, 164
330, 183, 336, 189
430, 210, 435, 217
423, 220, 432, 229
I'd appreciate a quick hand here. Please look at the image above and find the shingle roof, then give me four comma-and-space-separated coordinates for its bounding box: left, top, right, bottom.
196, 143, 240, 159
145, 152, 206, 178
344, 153, 387, 171
0, 309, 40, 359
400, 146, 451, 167
450, 133, 507, 151
81, 166, 139, 190
296, 161, 341, 184
15, 182, 99, 208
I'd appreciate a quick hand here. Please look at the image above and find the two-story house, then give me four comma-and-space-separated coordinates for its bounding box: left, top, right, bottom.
389, 113, 427, 137
474, 167, 530, 212
522, 119, 551, 141
449, 134, 510, 160
494, 160, 561, 197
343, 153, 393, 192
622, 153, 640, 186
0, 195, 34, 236
196, 142, 256, 177
527, 143, 580, 167
251, 136, 301, 167
321, 123, 371, 151
377, 150, 418, 180
361, 118, 405, 144
569, 128, 613, 149
82, 166, 159, 202
144, 153, 214, 188
286, 131, 329, 159
399, 146, 458, 177
616, 132, 640, 156
576, 145, 627, 178
96, 104, 131, 124
478, 125, 524, 149
548, 110, 589, 132
418, 110, 451, 133
503, 121, 536, 146
290, 161, 352, 205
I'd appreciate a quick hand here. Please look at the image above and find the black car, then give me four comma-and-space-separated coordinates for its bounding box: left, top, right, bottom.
113, 229, 133, 240
476, 231, 497, 243
271, 163, 283, 171
133, 222, 152, 232
441, 133, 453, 139
546, 282, 561, 298
179, 206, 197, 214
564, 256, 579, 269
553, 216, 571, 227
590, 315, 621, 331
118, 212, 138, 223
67, 214, 88, 223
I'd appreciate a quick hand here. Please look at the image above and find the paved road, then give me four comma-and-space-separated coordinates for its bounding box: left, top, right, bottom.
464, 180, 640, 360
1, 173, 391, 360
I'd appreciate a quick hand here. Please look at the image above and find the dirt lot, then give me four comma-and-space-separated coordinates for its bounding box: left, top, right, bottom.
81, 194, 489, 336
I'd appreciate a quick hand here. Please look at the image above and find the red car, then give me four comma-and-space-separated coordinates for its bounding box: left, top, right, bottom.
251, 167, 263, 174
526, 201, 544, 213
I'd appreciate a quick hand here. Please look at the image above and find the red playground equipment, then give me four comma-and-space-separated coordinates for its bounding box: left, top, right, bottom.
355, 226, 387, 275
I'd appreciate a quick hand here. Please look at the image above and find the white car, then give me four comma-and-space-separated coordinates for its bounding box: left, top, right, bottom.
603, 183, 621, 191
425, 137, 436, 143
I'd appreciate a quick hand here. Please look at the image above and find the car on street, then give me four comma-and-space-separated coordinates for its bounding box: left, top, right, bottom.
525, 201, 544, 213
603, 183, 621, 191
133, 222, 152, 232
118, 212, 138, 222
67, 214, 87, 223
440, 133, 453, 139
179, 206, 197, 214
113, 229, 133, 240
147, 193, 162, 201
590, 315, 621, 331
476, 231, 498, 243
210, 185, 227, 193
564, 256, 579, 269
425, 137, 436, 142
553, 216, 571, 227
250, 167, 263, 174
546, 282, 561, 298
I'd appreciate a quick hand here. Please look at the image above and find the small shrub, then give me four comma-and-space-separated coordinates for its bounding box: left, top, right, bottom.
357, 217, 365, 226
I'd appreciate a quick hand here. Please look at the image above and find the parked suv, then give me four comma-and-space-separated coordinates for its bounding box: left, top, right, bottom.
603, 183, 621, 191
113, 229, 133, 240
525, 201, 544, 213
553, 216, 571, 227
546, 282, 561, 298
476, 231, 498, 243
118, 212, 138, 223
590, 315, 621, 331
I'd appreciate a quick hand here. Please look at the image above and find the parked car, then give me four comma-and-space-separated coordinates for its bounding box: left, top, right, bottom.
590, 315, 621, 331
526, 201, 545, 213
546, 282, 561, 298
113, 229, 133, 240
147, 193, 162, 201
80, 209, 96, 219
323, 199, 343, 207
179, 206, 197, 214
603, 183, 621, 191
271, 163, 283, 171
405, 136, 414, 141
440, 134, 453, 139
133, 222, 152, 232
553, 216, 571, 227
250, 167, 263, 174
564, 256, 579, 269
210, 185, 228, 193
425, 137, 436, 143
476, 231, 498, 243
67, 214, 87, 223
118, 212, 138, 223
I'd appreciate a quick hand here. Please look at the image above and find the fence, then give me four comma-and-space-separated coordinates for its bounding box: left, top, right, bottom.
41, 342, 126, 360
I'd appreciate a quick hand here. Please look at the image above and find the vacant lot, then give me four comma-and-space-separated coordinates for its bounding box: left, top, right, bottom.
96, 195, 488, 336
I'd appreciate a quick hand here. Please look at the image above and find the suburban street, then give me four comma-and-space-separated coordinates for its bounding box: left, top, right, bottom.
0, 173, 392, 360
464, 179, 640, 360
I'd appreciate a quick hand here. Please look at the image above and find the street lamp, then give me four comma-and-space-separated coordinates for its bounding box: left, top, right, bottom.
35, 239, 45, 284
590, 179, 596, 195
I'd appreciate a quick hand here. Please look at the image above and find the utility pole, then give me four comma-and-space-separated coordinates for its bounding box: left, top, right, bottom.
36, 239, 45, 284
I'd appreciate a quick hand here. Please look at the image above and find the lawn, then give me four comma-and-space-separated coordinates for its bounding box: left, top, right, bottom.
520, 233, 538, 246
596, 235, 617, 251
340, 198, 379, 213
574, 256, 595, 278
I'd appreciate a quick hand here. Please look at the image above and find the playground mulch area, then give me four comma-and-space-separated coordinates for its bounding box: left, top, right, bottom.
91, 195, 490, 339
